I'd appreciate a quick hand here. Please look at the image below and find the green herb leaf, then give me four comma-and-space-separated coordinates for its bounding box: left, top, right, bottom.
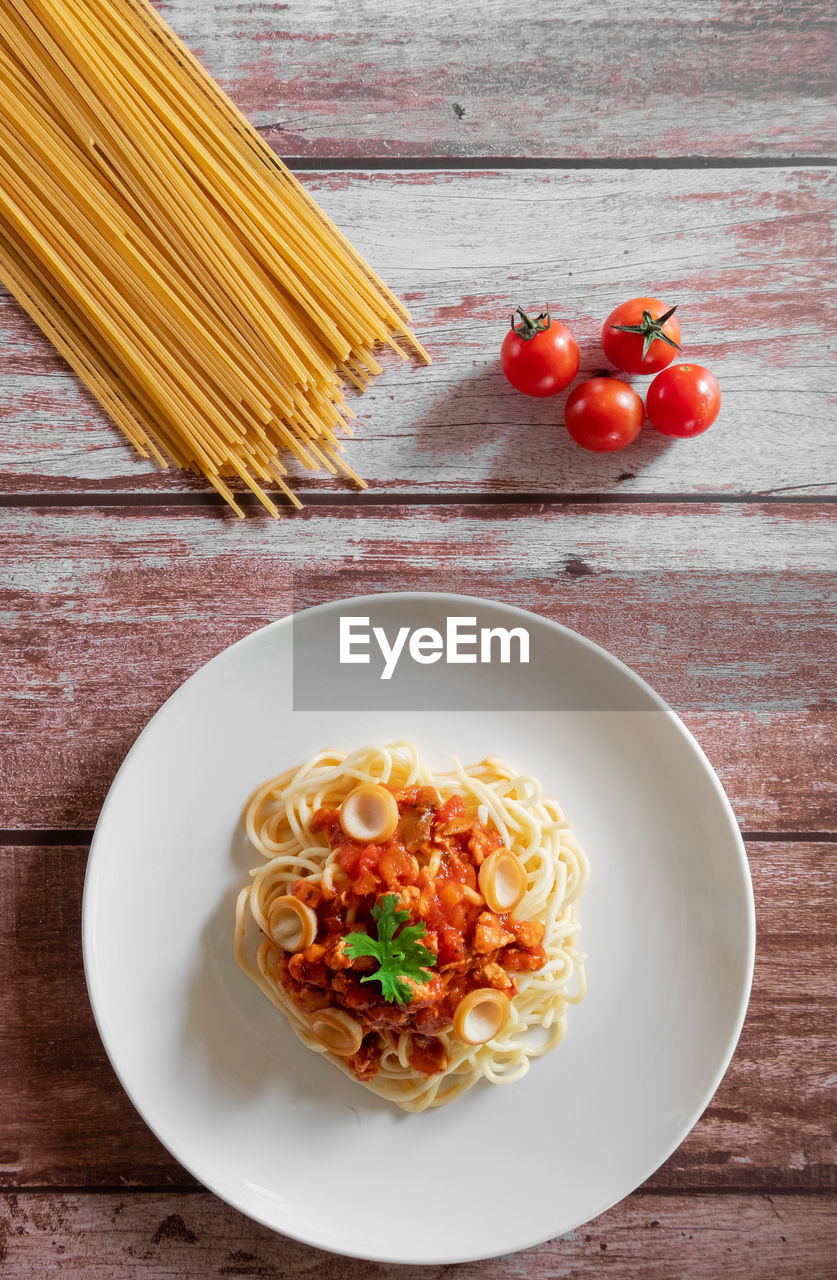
342, 893, 437, 1005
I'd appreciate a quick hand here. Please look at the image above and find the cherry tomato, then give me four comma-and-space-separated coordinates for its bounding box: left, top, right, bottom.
564, 377, 643, 452
501, 305, 580, 397
646, 363, 721, 437
602, 296, 681, 374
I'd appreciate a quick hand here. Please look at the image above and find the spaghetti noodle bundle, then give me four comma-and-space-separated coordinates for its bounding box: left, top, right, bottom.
0, 0, 429, 514
236, 742, 588, 1111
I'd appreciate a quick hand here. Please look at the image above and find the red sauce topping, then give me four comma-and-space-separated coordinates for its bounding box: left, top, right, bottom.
276, 786, 546, 1079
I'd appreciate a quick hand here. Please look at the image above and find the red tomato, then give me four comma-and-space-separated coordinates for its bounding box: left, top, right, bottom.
436, 795, 463, 823
602, 296, 681, 374
564, 377, 643, 452
646, 364, 721, 437
501, 306, 579, 397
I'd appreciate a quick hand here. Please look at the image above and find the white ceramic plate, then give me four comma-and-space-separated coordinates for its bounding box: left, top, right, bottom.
83, 593, 754, 1264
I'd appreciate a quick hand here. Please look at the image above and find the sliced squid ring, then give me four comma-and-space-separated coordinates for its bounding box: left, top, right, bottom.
266, 894, 318, 952
339, 784, 399, 843
311, 1008, 364, 1057
453, 988, 511, 1045
478, 850, 527, 914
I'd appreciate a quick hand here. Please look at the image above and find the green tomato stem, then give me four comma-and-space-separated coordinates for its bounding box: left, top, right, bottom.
610, 305, 681, 360
510, 304, 551, 341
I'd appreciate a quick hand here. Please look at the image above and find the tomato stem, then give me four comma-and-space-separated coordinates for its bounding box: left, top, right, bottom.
610, 305, 681, 360
510, 305, 551, 341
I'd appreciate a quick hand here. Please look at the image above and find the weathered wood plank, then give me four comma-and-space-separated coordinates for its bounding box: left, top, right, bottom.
0, 504, 833, 832
1, 168, 834, 497
1, 1190, 835, 1277
0, 843, 195, 1189
0, 842, 833, 1190
148, 0, 836, 160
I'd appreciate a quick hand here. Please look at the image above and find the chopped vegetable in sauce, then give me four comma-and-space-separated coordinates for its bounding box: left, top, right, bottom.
274, 786, 547, 1081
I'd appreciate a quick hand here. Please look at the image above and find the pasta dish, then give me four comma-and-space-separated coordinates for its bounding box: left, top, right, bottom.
235, 742, 588, 1111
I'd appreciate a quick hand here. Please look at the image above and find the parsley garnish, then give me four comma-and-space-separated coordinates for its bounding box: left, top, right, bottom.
342, 893, 436, 1005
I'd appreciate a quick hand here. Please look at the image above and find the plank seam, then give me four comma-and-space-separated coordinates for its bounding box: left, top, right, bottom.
3, 1184, 835, 1197
0, 492, 834, 510
2, 831, 834, 846
280, 156, 837, 171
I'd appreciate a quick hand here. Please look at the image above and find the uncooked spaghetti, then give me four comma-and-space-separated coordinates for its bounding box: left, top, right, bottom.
0, 0, 429, 514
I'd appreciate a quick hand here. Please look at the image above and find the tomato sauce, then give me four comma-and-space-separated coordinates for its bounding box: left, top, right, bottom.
275, 786, 546, 1079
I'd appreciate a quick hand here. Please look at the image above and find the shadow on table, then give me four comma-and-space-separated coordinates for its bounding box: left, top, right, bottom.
408, 342, 673, 494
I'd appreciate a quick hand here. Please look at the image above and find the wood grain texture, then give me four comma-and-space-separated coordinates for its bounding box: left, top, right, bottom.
1, 503, 833, 832
150, 0, 837, 160
1, 168, 834, 498
1, 1191, 835, 1277
1, 0, 833, 1269
0, 842, 833, 1191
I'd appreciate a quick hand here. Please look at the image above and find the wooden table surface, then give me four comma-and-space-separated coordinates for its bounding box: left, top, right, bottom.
1, 1, 835, 1275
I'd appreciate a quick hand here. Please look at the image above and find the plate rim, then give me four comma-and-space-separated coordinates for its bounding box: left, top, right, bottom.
82, 590, 756, 1264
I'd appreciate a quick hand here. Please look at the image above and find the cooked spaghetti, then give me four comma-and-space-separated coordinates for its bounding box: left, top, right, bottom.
235, 742, 588, 1111
0, 0, 429, 515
